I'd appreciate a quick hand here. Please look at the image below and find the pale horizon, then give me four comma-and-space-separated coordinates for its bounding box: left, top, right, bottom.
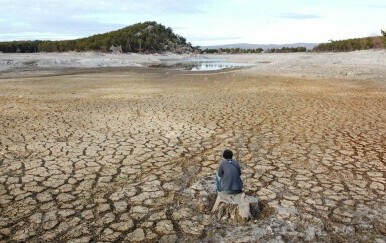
0, 0, 385, 46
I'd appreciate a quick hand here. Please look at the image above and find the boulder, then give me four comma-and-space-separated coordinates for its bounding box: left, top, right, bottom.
109, 45, 123, 54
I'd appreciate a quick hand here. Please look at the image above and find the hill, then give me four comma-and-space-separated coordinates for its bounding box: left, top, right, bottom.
313, 35, 386, 52
0, 21, 195, 53
201, 43, 318, 51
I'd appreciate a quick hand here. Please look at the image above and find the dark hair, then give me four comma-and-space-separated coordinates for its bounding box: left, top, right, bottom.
223, 149, 233, 159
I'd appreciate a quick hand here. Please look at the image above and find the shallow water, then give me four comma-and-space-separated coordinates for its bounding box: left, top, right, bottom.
153, 58, 254, 71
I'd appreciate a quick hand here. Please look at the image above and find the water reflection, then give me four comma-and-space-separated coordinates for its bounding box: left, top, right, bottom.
152, 58, 253, 71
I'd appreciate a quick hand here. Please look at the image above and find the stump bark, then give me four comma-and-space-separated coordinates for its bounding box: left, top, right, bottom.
211, 192, 258, 222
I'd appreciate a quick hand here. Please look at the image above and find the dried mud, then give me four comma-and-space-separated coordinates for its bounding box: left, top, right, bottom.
0, 67, 385, 242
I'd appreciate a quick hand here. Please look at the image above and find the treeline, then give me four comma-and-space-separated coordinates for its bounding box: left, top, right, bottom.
202, 46, 307, 54
265, 47, 306, 53
313, 31, 386, 52
202, 48, 264, 54
0, 21, 194, 53
0, 40, 42, 53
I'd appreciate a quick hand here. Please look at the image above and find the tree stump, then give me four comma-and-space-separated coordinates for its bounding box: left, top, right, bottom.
211, 192, 259, 222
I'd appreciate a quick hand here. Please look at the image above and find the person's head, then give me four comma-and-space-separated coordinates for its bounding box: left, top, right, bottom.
223, 149, 233, 159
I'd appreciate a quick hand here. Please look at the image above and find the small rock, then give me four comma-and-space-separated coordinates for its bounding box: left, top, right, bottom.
155, 220, 174, 234
65, 236, 92, 243
149, 211, 167, 221
114, 201, 128, 212
110, 219, 134, 231
29, 213, 43, 224
145, 229, 158, 240
179, 220, 204, 236
172, 208, 193, 220
159, 234, 177, 243
125, 228, 145, 242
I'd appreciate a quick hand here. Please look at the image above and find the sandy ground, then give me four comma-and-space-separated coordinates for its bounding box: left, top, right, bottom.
213, 50, 386, 82
1, 50, 386, 80
0, 51, 386, 242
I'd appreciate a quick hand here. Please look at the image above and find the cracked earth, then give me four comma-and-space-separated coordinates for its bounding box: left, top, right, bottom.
1, 67, 385, 242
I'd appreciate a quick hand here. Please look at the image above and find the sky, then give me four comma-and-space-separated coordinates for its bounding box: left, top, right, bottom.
0, 0, 385, 46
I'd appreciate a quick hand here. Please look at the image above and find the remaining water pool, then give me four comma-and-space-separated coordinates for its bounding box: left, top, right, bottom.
152, 58, 254, 71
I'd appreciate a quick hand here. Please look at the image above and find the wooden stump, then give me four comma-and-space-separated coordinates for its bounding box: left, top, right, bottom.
211, 192, 258, 222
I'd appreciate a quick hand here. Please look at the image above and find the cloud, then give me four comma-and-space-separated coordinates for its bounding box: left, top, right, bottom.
192, 36, 242, 41
0, 0, 212, 17
276, 12, 322, 20
0, 0, 216, 40
363, 3, 386, 8
188, 35, 243, 46
0, 32, 80, 41
0, 12, 124, 40
1, 0, 383, 44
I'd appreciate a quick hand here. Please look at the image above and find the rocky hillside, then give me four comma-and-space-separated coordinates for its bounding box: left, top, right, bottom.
0, 21, 195, 53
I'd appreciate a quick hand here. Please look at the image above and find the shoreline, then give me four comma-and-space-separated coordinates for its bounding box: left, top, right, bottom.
1, 50, 386, 82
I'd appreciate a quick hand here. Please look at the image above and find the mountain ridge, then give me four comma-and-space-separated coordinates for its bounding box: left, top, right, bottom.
202, 42, 318, 50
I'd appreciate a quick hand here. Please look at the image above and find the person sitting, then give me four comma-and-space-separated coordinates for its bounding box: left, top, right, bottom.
216, 149, 243, 194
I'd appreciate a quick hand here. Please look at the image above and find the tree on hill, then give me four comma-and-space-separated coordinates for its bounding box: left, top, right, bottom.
265, 46, 306, 53
202, 48, 264, 54
313, 34, 386, 52
382, 29, 386, 48
0, 21, 195, 53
